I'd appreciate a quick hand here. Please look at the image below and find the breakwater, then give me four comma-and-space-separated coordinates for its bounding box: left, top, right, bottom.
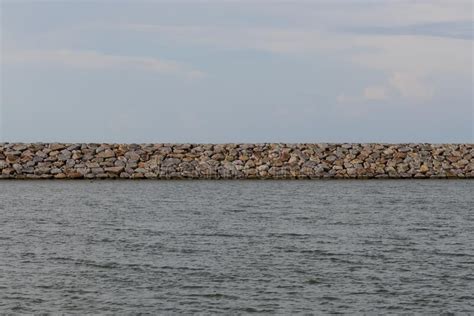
0, 143, 472, 179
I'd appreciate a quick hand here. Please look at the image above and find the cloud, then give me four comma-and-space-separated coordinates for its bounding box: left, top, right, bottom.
1, 49, 205, 79
338, 71, 435, 104
266, 0, 473, 28
351, 35, 471, 76
363, 85, 387, 100
388, 72, 434, 100
336, 93, 357, 104
118, 23, 349, 55
345, 21, 473, 40
120, 23, 471, 75
341, 34, 471, 103
122, 23, 469, 104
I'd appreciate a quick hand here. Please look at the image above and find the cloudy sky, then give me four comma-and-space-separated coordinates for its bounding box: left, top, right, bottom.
1, 0, 472, 143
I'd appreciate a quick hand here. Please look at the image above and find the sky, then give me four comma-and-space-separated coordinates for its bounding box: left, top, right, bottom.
0, 0, 473, 143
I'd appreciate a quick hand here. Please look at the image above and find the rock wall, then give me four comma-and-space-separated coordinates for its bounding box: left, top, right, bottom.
0, 143, 473, 179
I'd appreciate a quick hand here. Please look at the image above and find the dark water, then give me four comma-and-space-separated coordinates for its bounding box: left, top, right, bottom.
0, 180, 473, 314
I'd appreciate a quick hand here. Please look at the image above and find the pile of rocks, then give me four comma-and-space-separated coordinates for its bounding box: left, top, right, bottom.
0, 143, 472, 179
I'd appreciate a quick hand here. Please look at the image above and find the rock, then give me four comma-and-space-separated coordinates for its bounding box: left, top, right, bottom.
97, 149, 115, 158
243, 168, 257, 176
0, 143, 471, 179
419, 164, 429, 173
211, 153, 225, 161
125, 152, 141, 161
104, 166, 124, 174
86, 162, 100, 168
13, 144, 28, 151
6, 155, 18, 164
280, 151, 291, 162
51, 168, 62, 174
114, 160, 126, 167
67, 144, 82, 151
120, 172, 131, 179
131, 173, 145, 179
66, 171, 83, 179
161, 158, 181, 167
22, 167, 34, 174
2, 168, 14, 175
144, 172, 157, 179
49, 144, 66, 151
245, 160, 256, 168
35, 166, 51, 175
239, 154, 249, 161
91, 167, 105, 174
57, 154, 70, 161
256, 164, 269, 172
288, 156, 300, 165
447, 156, 461, 163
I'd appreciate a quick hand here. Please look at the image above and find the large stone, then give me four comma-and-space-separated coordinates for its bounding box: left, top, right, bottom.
161, 158, 181, 167
91, 167, 105, 174
13, 144, 28, 151
125, 152, 141, 161
97, 149, 115, 158
256, 164, 269, 172
49, 144, 66, 151
66, 171, 83, 179
419, 164, 429, 173
2, 168, 14, 175
85, 162, 100, 168
104, 166, 124, 174
6, 155, 18, 164
51, 168, 63, 175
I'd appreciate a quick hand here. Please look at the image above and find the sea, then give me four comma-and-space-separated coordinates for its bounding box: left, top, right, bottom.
1, 180, 473, 314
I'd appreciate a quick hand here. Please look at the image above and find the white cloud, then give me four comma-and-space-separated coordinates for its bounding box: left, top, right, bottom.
259, 0, 472, 28
363, 85, 387, 100
351, 35, 471, 76
3, 1, 471, 103
338, 71, 435, 104
1, 49, 205, 79
336, 93, 356, 104
347, 35, 471, 102
120, 23, 471, 74
119, 24, 349, 55
119, 22, 471, 104
388, 72, 434, 100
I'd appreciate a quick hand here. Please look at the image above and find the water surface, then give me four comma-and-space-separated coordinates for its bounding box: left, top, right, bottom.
0, 180, 473, 314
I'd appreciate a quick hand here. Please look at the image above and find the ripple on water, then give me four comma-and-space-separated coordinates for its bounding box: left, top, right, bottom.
0, 180, 473, 314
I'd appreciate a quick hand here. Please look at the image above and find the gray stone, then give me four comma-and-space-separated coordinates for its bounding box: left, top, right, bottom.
51, 168, 62, 175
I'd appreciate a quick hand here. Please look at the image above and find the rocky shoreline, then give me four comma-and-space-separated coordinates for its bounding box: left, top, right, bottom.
0, 143, 472, 179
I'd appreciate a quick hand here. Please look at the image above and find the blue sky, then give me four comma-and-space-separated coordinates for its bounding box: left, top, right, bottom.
1, 0, 472, 143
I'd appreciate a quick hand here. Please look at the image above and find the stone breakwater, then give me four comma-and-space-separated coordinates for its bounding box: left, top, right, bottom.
0, 143, 473, 180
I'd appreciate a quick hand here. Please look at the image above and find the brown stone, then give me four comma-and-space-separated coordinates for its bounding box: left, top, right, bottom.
66, 171, 83, 179
104, 166, 124, 174
97, 149, 115, 158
